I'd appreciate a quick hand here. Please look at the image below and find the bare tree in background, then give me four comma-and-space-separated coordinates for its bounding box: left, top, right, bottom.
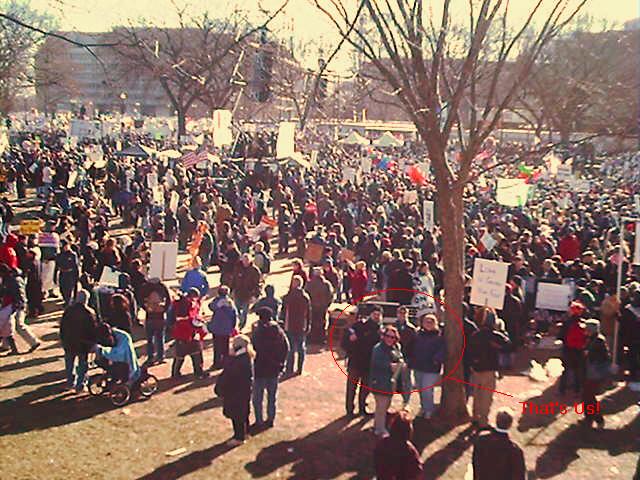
518, 16, 640, 144
314, 0, 586, 420
0, 0, 53, 113
34, 36, 78, 116
113, 2, 288, 139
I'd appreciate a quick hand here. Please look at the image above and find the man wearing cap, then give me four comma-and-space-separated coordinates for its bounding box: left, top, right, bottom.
251, 307, 289, 429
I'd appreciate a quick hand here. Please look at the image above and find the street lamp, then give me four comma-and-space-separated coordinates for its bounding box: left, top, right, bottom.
119, 92, 127, 114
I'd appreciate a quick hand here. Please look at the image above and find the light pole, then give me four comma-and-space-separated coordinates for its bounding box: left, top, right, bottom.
119, 92, 127, 115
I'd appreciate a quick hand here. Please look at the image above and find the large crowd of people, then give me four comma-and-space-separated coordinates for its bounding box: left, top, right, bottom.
0, 116, 639, 478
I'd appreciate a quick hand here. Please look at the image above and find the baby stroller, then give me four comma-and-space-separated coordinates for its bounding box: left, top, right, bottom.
88, 357, 159, 407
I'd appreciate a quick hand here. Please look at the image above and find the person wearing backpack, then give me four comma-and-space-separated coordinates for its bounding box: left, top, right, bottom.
558, 301, 588, 395
251, 307, 289, 429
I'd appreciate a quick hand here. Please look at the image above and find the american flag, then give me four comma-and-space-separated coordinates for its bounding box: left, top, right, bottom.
181, 150, 208, 168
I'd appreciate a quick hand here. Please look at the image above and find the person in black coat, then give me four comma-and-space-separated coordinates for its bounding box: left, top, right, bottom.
214, 334, 254, 446
251, 308, 289, 428
342, 306, 382, 416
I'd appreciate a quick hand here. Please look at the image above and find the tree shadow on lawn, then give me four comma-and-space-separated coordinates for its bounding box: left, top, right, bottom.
420, 425, 475, 480
135, 440, 235, 480
178, 396, 223, 417
245, 416, 375, 479
1, 369, 66, 389
532, 388, 640, 479
517, 383, 568, 433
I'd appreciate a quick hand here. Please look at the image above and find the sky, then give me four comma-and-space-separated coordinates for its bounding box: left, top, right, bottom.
24, 0, 640, 70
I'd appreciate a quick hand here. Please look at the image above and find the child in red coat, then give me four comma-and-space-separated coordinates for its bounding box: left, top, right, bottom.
171, 288, 208, 379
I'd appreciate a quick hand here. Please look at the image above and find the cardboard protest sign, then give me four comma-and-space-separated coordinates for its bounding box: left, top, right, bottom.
276, 122, 296, 158
152, 186, 164, 205
496, 178, 529, 207
361, 156, 372, 174
20, 219, 42, 235
38, 232, 59, 248
304, 243, 324, 264
402, 190, 418, 205
169, 191, 180, 214
149, 242, 179, 280
535, 282, 573, 311
70, 119, 99, 138
470, 258, 509, 309
147, 172, 158, 189
343, 167, 356, 184
423, 200, 435, 231
99, 266, 121, 287
310, 150, 319, 169
634, 194, 640, 213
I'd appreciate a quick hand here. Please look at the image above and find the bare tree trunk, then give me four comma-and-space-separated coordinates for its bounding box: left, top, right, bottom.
177, 108, 186, 140
437, 185, 469, 421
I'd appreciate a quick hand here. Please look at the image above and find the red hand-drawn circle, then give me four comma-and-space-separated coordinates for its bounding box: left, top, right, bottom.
327, 288, 466, 395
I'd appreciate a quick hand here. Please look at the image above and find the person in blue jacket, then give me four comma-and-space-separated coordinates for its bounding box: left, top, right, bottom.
95, 326, 140, 384
180, 256, 210, 297
207, 285, 238, 369
410, 313, 446, 419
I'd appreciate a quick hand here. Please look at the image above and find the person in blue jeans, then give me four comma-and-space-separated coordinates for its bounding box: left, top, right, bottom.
59, 289, 98, 392
281, 275, 311, 375
251, 308, 289, 428
410, 314, 446, 419
140, 278, 172, 364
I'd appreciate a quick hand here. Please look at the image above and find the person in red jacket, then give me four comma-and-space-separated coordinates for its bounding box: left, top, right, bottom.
171, 288, 208, 379
0, 233, 19, 269
558, 228, 581, 262
348, 260, 369, 303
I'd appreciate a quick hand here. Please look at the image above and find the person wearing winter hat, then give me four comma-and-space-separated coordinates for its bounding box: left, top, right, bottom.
582, 319, 610, 429
214, 334, 255, 446
558, 301, 588, 395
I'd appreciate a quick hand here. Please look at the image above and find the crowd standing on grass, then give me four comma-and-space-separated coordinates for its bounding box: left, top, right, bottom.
0, 116, 638, 474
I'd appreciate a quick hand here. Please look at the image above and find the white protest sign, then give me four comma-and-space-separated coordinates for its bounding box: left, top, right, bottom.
480, 231, 497, 252
147, 172, 158, 189
634, 195, 640, 213
149, 242, 179, 280
535, 282, 573, 311
496, 178, 529, 207
343, 167, 356, 184
70, 119, 99, 138
169, 191, 180, 214
470, 258, 509, 309
99, 266, 121, 287
212, 109, 232, 147
634, 222, 640, 265
67, 171, 78, 188
423, 200, 434, 231
361, 156, 372, 174
310, 150, 319, 169
556, 164, 572, 182
276, 122, 296, 158
152, 185, 164, 205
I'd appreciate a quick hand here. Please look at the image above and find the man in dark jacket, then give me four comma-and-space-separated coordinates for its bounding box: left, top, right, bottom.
140, 277, 172, 365
251, 308, 289, 428
343, 305, 382, 416
208, 285, 238, 369
468, 308, 511, 428
472, 408, 525, 479
232, 253, 262, 330
281, 275, 311, 375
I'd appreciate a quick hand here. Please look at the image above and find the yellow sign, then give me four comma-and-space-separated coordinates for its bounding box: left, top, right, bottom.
20, 219, 42, 235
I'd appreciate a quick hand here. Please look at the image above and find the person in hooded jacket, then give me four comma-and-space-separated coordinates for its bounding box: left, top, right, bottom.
214, 334, 254, 446
251, 307, 289, 429
207, 285, 238, 369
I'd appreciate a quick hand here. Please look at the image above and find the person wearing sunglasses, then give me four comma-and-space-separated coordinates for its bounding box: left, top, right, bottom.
370, 325, 404, 437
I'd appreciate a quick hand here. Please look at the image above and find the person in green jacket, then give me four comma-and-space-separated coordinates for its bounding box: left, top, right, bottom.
370, 325, 404, 437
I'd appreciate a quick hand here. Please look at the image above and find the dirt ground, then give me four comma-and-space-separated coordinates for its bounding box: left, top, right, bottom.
1, 195, 639, 479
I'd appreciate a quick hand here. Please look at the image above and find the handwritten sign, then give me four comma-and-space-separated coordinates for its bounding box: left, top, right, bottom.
556, 164, 572, 182
470, 258, 509, 309
634, 194, 640, 213
535, 282, 573, 311
19, 219, 42, 235
403, 190, 418, 204
149, 242, 179, 280
423, 200, 434, 231
634, 222, 640, 266
480, 231, 497, 252
99, 266, 121, 287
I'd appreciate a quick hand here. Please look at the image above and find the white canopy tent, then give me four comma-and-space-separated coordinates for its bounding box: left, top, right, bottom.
373, 131, 404, 147
339, 131, 370, 146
